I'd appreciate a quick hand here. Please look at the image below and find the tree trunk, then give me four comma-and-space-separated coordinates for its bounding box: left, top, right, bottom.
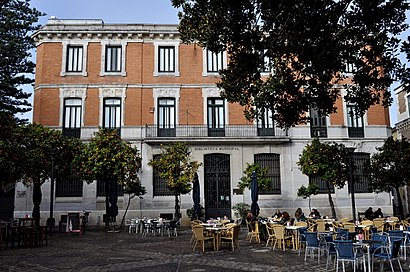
120, 194, 134, 230
326, 182, 337, 219
104, 179, 110, 229
32, 179, 42, 227
174, 192, 180, 219
395, 186, 405, 220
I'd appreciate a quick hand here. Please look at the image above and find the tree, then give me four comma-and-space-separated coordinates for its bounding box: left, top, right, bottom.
297, 183, 320, 214
366, 137, 410, 219
119, 179, 146, 230
171, 0, 409, 128
74, 129, 142, 229
297, 138, 350, 218
4, 123, 81, 226
238, 162, 271, 192
148, 142, 201, 219
0, 0, 43, 117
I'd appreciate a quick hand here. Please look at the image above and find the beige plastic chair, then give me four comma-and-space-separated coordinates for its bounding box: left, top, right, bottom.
342, 222, 356, 232
373, 218, 386, 232
315, 219, 326, 232
295, 221, 308, 227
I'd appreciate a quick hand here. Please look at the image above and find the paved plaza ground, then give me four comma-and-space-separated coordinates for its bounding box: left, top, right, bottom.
1, 226, 409, 272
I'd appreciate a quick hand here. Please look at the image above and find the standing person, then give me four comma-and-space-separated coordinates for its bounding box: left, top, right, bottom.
364, 207, 374, 220
373, 208, 384, 218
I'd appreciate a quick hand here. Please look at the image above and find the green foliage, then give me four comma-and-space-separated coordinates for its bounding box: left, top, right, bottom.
232, 202, 250, 223
297, 138, 350, 218
297, 183, 319, 212
172, 0, 410, 128
148, 142, 201, 195
0, 0, 44, 116
297, 183, 320, 199
238, 163, 271, 192
366, 137, 410, 192
74, 128, 141, 187
186, 204, 205, 220
366, 137, 410, 219
298, 138, 349, 189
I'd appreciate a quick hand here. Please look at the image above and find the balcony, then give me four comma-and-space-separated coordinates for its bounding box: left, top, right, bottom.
144, 124, 288, 139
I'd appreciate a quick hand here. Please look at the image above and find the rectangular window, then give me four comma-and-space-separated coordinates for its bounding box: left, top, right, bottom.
158, 46, 175, 73
207, 50, 224, 73
254, 153, 281, 195
63, 98, 82, 138
66, 46, 83, 72
152, 155, 174, 196
309, 176, 335, 194
96, 180, 124, 197
55, 176, 83, 197
103, 98, 121, 134
257, 108, 274, 136
350, 152, 371, 193
347, 103, 364, 137
158, 98, 176, 137
105, 46, 122, 72
259, 49, 273, 73
310, 106, 327, 138
207, 98, 225, 137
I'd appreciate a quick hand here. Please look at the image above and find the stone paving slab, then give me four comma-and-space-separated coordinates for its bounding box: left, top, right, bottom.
1, 227, 408, 272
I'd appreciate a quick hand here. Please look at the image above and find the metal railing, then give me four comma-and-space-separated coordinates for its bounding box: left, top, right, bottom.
145, 124, 288, 138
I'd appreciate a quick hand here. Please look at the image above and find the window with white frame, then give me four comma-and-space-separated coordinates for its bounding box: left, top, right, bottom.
100, 42, 127, 76
63, 98, 82, 138
347, 103, 364, 137
207, 98, 225, 136
158, 46, 175, 73
61, 42, 88, 76
257, 108, 274, 136
206, 50, 224, 73
105, 45, 122, 72
66, 46, 83, 72
154, 42, 179, 76
103, 98, 121, 130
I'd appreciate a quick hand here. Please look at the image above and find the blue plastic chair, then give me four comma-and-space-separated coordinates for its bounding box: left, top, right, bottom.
324, 235, 337, 269
335, 228, 349, 240
304, 231, 323, 263
297, 227, 307, 256
372, 237, 403, 272
334, 240, 366, 272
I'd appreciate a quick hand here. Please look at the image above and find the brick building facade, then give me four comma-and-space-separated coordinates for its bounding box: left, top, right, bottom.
13, 18, 394, 226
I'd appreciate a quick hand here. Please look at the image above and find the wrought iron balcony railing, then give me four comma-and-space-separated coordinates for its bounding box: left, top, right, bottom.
144, 124, 288, 138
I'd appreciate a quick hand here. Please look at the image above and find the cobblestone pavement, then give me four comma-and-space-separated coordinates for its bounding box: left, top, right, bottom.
1, 227, 408, 272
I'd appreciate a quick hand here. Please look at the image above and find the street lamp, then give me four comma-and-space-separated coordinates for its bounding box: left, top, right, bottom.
48, 148, 58, 232
347, 147, 356, 222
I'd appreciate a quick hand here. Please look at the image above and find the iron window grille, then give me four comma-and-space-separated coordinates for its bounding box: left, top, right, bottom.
254, 153, 281, 195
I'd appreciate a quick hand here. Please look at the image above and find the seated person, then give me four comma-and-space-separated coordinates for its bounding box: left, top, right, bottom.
309, 208, 321, 218
373, 208, 383, 219
364, 207, 374, 220
294, 207, 306, 222
272, 209, 282, 221
279, 211, 291, 225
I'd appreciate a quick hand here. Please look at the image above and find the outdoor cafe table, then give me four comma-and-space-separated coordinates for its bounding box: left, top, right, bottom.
353, 239, 381, 272
205, 226, 228, 251
285, 225, 305, 250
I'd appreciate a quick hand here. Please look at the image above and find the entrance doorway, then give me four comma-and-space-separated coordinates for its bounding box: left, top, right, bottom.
204, 153, 231, 219
0, 184, 15, 220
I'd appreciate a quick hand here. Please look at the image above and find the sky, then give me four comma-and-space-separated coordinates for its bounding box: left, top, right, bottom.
21, 0, 409, 126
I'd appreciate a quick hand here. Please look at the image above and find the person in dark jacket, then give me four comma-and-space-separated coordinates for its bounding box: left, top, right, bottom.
373, 208, 383, 219
364, 207, 374, 220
